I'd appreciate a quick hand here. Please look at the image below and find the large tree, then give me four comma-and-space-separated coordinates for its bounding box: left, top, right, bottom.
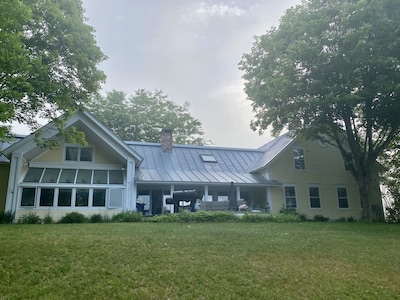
239, 0, 400, 221
89, 89, 209, 145
0, 0, 106, 141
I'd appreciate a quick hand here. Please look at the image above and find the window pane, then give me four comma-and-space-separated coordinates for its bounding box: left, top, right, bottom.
41, 168, 60, 183
310, 198, 320, 208
339, 198, 349, 208
21, 188, 36, 206
76, 189, 89, 206
66, 147, 79, 161
337, 188, 347, 198
59, 169, 77, 183
40, 188, 54, 206
80, 148, 93, 162
23, 168, 44, 182
93, 189, 106, 207
309, 187, 319, 198
58, 189, 72, 206
285, 187, 297, 209
109, 170, 123, 184
293, 148, 305, 169
285, 186, 296, 197
76, 170, 92, 184
93, 170, 108, 184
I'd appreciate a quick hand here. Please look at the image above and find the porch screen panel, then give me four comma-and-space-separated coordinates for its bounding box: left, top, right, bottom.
109, 188, 123, 208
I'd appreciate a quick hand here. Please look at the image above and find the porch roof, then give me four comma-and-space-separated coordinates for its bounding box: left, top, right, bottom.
128, 142, 281, 186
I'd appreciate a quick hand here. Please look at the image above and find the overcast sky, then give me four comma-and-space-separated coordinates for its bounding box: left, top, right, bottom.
80, 0, 301, 148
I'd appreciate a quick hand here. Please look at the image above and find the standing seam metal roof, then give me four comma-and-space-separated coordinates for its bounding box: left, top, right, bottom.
128, 142, 281, 185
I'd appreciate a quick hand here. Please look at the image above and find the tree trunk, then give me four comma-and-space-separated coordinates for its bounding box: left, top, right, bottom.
358, 178, 372, 221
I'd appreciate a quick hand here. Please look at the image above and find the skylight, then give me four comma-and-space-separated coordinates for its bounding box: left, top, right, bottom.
200, 154, 217, 163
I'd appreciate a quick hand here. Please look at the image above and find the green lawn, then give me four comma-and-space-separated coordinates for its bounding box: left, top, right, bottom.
0, 222, 399, 299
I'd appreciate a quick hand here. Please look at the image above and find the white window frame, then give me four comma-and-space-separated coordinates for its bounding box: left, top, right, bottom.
337, 186, 349, 209
293, 148, 305, 170
284, 185, 297, 209
64, 145, 94, 162
308, 185, 321, 209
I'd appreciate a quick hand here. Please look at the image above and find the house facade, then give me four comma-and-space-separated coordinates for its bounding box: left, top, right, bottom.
1, 111, 382, 221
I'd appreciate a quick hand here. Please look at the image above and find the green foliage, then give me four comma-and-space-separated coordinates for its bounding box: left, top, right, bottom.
149, 211, 239, 223
111, 212, 143, 223
0, 211, 15, 224
42, 214, 54, 224
313, 215, 330, 222
88, 89, 209, 145
240, 0, 400, 221
0, 0, 106, 140
89, 214, 104, 223
18, 213, 42, 224
59, 212, 88, 224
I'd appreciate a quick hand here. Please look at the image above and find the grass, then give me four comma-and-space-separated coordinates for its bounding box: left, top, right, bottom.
0, 222, 399, 299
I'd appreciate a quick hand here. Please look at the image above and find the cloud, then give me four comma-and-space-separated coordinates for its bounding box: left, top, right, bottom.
180, 2, 246, 23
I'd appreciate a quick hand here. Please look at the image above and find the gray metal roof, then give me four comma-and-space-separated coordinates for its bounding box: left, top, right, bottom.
248, 133, 294, 173
128, 142, 281, 186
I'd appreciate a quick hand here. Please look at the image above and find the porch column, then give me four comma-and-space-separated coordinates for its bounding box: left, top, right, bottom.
236, 186, 240, 200
125, 157, 135, 211
5, 154, 21, 215
266, 187, 272, 213
204, 185, 209, 201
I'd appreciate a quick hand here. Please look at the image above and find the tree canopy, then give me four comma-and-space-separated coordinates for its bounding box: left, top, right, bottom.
239, 0, 400, 220
0, 0, 106, 140
88, 89, 209, 145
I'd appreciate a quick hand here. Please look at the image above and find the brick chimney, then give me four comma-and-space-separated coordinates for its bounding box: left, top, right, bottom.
160, 128, 173, 152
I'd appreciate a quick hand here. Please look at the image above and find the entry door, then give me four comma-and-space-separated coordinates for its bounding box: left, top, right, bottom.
151, 190, 163, 215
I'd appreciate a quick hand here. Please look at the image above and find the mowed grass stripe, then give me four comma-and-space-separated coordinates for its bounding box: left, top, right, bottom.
0, 222, 399, 299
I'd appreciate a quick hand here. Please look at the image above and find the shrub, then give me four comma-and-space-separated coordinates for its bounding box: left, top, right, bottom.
90, 214, 104, 223
272, 213, 302, 222
241, 213, 274, 223
148, 211, 239, 223
112, 212, 143, 222
59, 212, 88, 223
313, 215, 329, 222
18, 213, 42, 224
43, 214, 54, 224
0, 210, 15, 224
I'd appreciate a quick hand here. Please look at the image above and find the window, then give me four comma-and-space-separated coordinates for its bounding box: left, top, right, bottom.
200, 154, 217, 163
23, 168, 44, 182
41, 168, 60, 183
65, 147, 79, 161
109, 170, 123, 184
93, 189, 106, 207
293, 148, 305, 169
284, 186, 297, 209
65, 146, 93, 162
80, 148, 93, 161
337, 187, 349, 208
76, 189, 89, 206
93, 170, 108, 184
40, 188, 54, 206
21, 188, 36, 206
309, 186, 321, 208
76, 170, 92, 184
58, 189, 72, 206
59, 169, 77, 183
